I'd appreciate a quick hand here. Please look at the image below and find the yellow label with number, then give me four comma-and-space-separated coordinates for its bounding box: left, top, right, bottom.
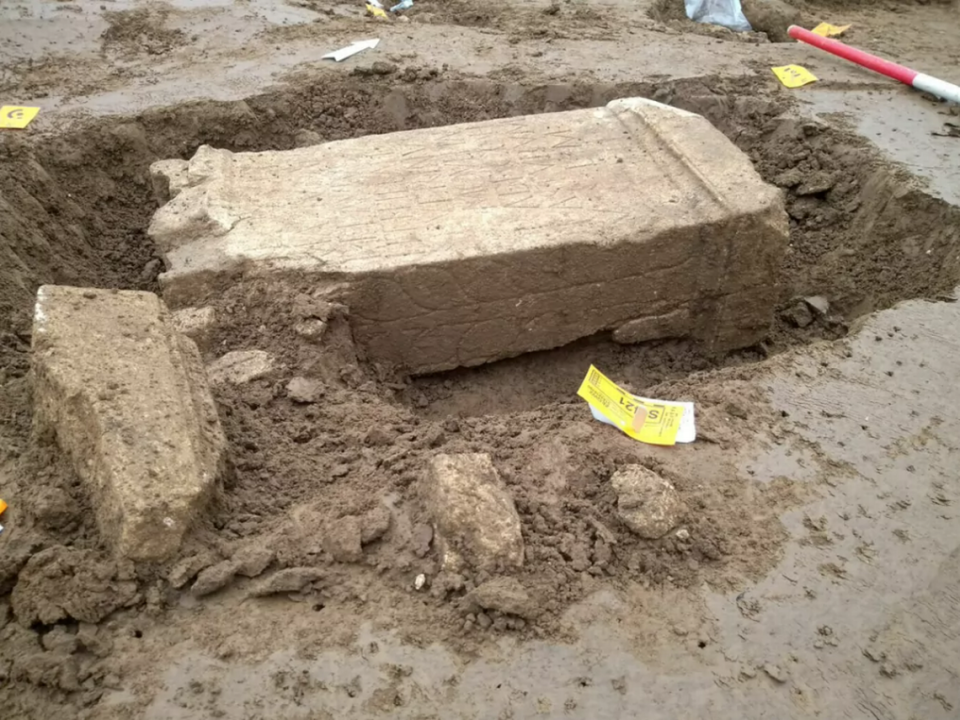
577, 365, 685, 446
771, 65, 818, 89
811, 22, 850, 38
0, 106, 40, 129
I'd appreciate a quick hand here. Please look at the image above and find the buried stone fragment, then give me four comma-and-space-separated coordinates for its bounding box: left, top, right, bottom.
421, 453, 524, 573
610, 465, 685, 539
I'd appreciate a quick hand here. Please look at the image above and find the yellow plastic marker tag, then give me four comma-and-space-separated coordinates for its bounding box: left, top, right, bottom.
0, 498, 7, 515
577, 365, 686, 446
811, 22, 850, 38
366, 4, 388, 18
0, 106, 40, 129
771, 65, 818, 89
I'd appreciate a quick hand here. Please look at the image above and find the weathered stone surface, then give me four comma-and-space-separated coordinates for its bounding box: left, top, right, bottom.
206, 349, 274, 385
611, 465, 684, 539
422, 453, 524, 572
149, 98, 787, 374
31, 286, 226, 561
172, 306, 216, 353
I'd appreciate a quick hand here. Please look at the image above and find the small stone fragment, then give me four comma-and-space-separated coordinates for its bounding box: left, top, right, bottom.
414, 574, 426, 591
206, 350, 274, 385
286, 376, 325, 404
248, 567, 324, 597
190, 560, 240, 597
422, 453, 524, 572
464, 577, 538, 620
323, 516, 363, 563
803, 295, 830, 317
360, 506, 391, 544
676, 528, 690, 541
294, 319, 327, 342
610, 465, 684, 539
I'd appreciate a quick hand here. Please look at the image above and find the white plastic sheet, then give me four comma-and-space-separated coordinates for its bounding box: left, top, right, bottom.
684, 0, 752, 33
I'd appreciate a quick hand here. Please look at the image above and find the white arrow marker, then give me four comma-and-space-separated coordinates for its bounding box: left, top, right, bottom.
323, 38, 380, 62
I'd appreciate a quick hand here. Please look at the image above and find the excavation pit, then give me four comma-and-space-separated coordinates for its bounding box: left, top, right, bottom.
2, 74, 960, 720
148, 98, 788, 374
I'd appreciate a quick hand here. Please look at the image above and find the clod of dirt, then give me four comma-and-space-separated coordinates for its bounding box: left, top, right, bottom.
360, 507, 392, 545
411, 523, 434, 558
422, 453, 524, 573
610, 466, 684, 539
11, 546, 138, 625
781, 299, 815, 328
77, 622, 113, 658
233, 545, 275, 578
247, 568, 324, 597
323, 517, 363, 563
463, 578, 539, 620
166, 551, 219, 589
0, 535, 45, 595
40, 626, 78, 654
740, 0, 801, 42
29, 486, 76, 532
206, 350, 275, 385
191, 560, 240, 597
293, 129, 322, 148
286, 377, 325, 404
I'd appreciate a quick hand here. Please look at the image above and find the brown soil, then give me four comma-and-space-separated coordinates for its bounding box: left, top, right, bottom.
100, 8, 187, 57
2, 24, 960, 720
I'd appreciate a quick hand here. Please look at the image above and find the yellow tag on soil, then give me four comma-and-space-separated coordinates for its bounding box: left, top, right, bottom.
577, 365, 685, 446
811, 22, 851, 38
0, 106, 40, 129
366, 4, 388, 18
0, 498, 8, 515
771, 65, 818, 89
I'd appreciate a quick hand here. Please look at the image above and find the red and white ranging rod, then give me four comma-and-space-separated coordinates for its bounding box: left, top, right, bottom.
789, 25, 960, 105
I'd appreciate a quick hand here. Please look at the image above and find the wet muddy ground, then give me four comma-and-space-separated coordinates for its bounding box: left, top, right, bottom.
1, 1, 960, 718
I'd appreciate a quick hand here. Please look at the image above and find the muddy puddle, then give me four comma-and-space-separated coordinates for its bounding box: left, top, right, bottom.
2, 71, 960, 718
